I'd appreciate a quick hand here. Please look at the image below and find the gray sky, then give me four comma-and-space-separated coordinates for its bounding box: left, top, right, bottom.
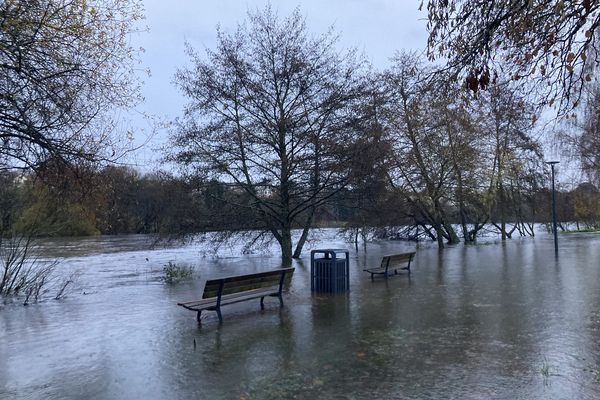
127, 0, 428, 170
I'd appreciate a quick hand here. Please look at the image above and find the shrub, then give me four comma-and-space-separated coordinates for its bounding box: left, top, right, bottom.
162, 261, 194, 284
1, 232, 77, 305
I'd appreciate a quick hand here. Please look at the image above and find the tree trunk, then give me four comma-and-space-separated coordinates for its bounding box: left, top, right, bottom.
292, 209, 315, 259
281, 228, 293, 267
460, 209, 471, 244
498, 183, 508, 241
435, 225, 445, 248
361, 227, 368, 252
443, 222, 460, 244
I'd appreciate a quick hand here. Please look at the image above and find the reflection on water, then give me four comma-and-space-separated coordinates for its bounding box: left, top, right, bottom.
2, 232, 600, 399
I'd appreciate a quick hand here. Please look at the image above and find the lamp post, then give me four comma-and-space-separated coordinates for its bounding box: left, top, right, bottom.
546, 161, 559, 255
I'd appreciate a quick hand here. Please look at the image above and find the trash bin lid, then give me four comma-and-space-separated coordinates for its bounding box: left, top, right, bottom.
311, 248, 348, 252
311, 249, 349, 257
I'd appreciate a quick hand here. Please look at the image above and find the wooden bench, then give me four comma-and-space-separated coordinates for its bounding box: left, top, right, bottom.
363, 252, 415, 279
177, 267, 294, 324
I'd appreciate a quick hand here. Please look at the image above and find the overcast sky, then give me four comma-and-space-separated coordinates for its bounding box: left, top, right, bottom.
127, 0, 429, 170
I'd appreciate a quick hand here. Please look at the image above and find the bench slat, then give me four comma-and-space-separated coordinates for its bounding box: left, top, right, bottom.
207, 268, 294, 284
178, 286, 280, 310
203, 274, 291, 298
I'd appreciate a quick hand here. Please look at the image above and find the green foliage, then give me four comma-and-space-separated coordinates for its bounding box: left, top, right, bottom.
540, 362, 550, 378
584, 365, 600, 384
162, 262, 194, 284
12, 178, 99, 237
0, 172, 24, 233
572, 183, 600, 229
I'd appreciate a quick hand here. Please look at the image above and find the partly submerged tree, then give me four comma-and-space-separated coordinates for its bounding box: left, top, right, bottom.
0, 0, 144, 171
478, 85, 544, 239
381, 53, 465, 247
424, 0, 600, 114
171, 6, 366, 266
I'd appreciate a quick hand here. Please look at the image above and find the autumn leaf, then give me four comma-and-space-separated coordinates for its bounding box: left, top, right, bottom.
465, 74, 479, 92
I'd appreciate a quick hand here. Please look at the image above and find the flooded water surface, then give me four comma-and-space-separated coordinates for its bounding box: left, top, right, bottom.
2, 231, 600, 399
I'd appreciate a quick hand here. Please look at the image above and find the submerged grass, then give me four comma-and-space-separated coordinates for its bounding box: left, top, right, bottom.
162, 261, 194, 284
584, 365, 600, 383
540, 362, 550, 378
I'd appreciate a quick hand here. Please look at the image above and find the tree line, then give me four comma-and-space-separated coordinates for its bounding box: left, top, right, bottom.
2, 160, 600, 240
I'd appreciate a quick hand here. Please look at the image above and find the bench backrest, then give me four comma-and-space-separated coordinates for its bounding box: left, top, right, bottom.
202, 267, 294, 299
381, 252, 415, 268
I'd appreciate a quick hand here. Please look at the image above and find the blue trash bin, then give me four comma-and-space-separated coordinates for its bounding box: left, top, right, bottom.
310, 249, 350, 293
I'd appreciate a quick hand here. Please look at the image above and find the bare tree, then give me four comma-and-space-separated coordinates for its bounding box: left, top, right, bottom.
0, 0, 144, 171
441, 84, 489, 243
381, 53, 462, 247
478, 85, 544, 239
340, 84, 397, 251
171, 6, 366, 266
578, 84, 600, 184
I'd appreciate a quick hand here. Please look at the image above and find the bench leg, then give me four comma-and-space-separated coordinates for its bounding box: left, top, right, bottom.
216, 307, 223, 323
196, 310, 202, 323
260, 297, 265, 310
278, 294, 284, 308
370, 273, 374, 280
